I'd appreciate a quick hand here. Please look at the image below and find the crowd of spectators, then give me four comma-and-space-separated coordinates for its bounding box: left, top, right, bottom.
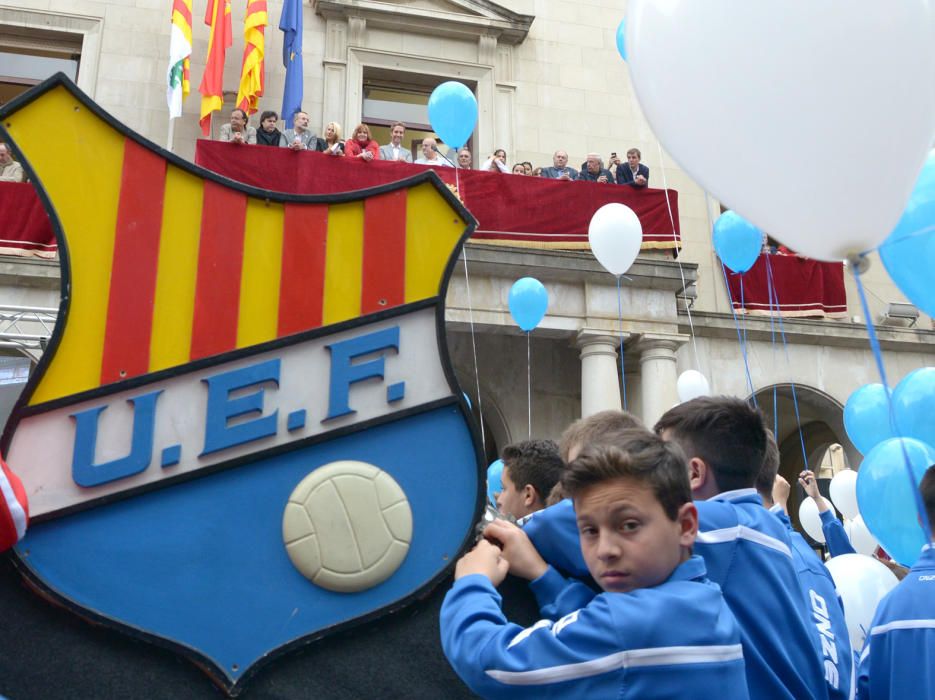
215, 110, 651, 187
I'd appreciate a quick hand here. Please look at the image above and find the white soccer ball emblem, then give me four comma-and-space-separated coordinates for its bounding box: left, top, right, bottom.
282, 460, 413, 593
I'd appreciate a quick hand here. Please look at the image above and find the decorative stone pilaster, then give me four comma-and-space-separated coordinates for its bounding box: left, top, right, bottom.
576, 332, 624, 418
637, 337, 681, 427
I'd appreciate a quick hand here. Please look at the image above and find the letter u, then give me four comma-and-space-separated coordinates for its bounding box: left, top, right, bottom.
71, 390, 163, 487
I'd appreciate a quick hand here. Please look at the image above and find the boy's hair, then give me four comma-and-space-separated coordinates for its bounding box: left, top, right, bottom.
654, 396, 767, 493
259, 110, 278, 123
755, 428, 781, 501
501, 439, 564, 502
562, 431, 691, 520
558, 410, 645, 461
921, 464, 935, 535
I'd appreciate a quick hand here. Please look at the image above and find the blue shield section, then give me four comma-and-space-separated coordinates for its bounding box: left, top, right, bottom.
16, 403, 480, 686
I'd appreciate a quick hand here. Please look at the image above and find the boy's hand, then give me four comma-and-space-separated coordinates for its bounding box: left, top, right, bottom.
798, 470, 830, 513
455, 540, 509, 585
484, 519, 548, 581
772, 475, 791, 513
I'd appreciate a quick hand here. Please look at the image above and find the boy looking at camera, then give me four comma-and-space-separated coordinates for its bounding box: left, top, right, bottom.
522, 398, 827, 699
440, 432, 749, 699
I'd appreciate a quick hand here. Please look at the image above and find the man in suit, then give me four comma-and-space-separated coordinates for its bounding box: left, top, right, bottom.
539, 150, 577, 180
218, 109, 257, 145
280, 111, 324, 151
379, 122, 413, 163
616, 148, 650, 187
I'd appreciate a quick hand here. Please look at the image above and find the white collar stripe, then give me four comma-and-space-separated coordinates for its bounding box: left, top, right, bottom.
871, 619, 935, 636
0, 471, 26, 539
696, 525, 792, 558
712, 488, 758, 501
485, 644, 743, 686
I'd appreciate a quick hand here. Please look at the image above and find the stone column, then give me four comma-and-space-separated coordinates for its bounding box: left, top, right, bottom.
638, 338, 681, 427
577, 332, 623, 418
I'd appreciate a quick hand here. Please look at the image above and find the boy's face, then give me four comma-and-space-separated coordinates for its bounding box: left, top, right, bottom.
496, 467, 536, 520
575, 476, 696, 593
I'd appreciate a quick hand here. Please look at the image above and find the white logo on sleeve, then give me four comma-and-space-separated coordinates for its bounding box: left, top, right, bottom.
553, 610, 581, 637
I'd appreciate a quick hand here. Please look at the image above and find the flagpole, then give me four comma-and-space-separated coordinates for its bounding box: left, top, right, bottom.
166, 116, 176, 153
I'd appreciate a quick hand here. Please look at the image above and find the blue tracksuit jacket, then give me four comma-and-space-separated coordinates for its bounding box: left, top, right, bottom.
772, 507, 854, 700
820, 509, 856, 557
856, 544, 935, 699
440, 555, 749, 699
524, 490, 827, 699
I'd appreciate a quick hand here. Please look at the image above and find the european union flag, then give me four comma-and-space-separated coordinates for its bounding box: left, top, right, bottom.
279, 0, 303, 129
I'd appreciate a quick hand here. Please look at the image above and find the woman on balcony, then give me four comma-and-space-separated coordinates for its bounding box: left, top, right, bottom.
345, 124, 380, 162
322, 122, 345, 156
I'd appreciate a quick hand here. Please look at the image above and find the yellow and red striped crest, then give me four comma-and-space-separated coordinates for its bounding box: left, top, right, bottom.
1, 79, 471, 407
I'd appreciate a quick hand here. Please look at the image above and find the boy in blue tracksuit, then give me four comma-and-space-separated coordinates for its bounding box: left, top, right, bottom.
799, 469, 856, 557
856, 465, 935, 699
440, 432, 749, 699
759, 437, 853, 700
524, 399, 827, 699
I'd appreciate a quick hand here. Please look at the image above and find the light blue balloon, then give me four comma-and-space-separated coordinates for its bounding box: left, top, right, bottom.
712, 210, 763, 273
893, 367, 935, 447
844, 383, 896, 455
508, 277, 548, 332
427, 81, 478, 151
879, 152, 935, 317
856, 437, 935, 566
487, 459, 504, 507
616, 19, 627, 61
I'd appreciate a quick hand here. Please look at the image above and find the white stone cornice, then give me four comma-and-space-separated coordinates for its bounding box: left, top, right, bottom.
313, 0, 534, 45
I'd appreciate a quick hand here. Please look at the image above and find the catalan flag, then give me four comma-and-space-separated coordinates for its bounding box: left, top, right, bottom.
0, 457, 28, 552
236, 0, 267, 116
199, 0, 232, 136
166, 0, 192, 119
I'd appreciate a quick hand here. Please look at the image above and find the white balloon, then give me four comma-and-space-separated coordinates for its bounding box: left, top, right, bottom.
588, 203, 642, 276
825, 554, 899, 651
848, 514, 880, 557
626, 2, 935, 261
677, 370, 710, 403
829, 469, 859, 520
798, 497, 826, 543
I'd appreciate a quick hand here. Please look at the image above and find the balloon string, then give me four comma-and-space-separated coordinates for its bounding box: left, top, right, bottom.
740, 275, 749, 351
763, 257, 780, 438
765, 257, 809, 472
656, 143, 701, 373
719, 261, 757, 404
461, 249, 486, 457
616, 275, 628, 411
851, 260, 933, 546
526, 331, 532, 439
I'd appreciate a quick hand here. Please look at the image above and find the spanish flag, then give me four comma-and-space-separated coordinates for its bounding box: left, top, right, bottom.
166, 0, 192, 119
199, 0, 232, 136
236, 0, 267, 115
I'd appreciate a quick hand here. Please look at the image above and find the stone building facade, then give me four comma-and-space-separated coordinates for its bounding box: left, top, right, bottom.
1, 0, 933, 504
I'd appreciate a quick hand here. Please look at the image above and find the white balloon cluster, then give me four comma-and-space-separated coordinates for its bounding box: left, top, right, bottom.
625, 1, 935, 261
797, 469, 880, 554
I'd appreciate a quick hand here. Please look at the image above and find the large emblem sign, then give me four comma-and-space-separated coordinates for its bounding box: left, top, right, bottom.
0, 75, 483, 693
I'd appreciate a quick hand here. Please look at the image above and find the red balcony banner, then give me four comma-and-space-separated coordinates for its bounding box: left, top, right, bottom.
723, 254, 847, 318
0, 183, 57, 257
195, 141, 681, 250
